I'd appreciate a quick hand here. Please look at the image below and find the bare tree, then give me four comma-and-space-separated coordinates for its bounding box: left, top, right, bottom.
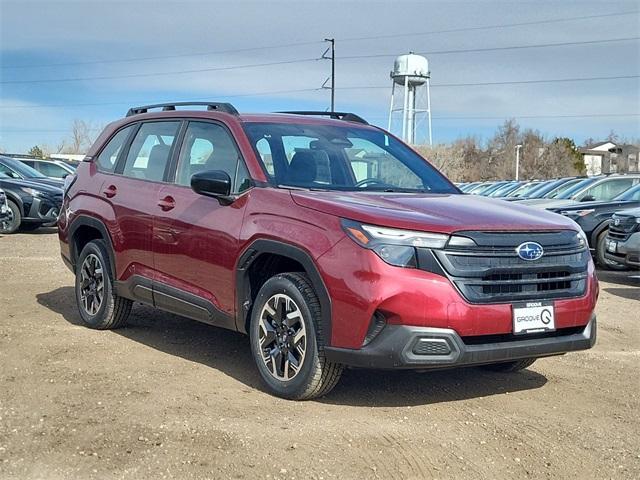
63, 120, 95, 154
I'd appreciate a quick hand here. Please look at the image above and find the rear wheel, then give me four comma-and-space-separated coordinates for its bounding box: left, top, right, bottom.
596, 230, 627, 271
0, 200, 21, 234
249, 272, 343, 400
75, 240, 132, 329
481, 358, 537, 372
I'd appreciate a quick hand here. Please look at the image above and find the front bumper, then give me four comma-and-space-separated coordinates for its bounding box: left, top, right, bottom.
23, 195, 61, 224
604, 232, 640, 268
325, 314, 596, 369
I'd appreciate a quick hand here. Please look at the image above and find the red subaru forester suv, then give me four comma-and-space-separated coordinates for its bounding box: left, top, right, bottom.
59, 102, 598, 399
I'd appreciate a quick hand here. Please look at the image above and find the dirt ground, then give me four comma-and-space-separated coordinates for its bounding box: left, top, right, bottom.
0, 230, 638, 480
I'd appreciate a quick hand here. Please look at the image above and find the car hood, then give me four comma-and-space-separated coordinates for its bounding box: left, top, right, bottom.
517, 198, 578, 209
547, 199, 639, 213
25, 177, 64, 188
0, 177, 63, 195
290, 190, 578, 234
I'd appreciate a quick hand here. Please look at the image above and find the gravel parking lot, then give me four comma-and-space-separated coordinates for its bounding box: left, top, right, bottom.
1, 230, 638, 480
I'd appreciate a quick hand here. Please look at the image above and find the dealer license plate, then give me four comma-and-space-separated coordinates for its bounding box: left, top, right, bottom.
513, 301, 555, 335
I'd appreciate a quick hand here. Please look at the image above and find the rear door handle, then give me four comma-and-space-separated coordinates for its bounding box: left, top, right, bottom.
102, 185, 117, 198
157, 196, 175, 211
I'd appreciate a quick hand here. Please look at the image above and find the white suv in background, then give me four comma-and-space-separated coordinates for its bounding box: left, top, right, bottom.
18, 158, 76, 179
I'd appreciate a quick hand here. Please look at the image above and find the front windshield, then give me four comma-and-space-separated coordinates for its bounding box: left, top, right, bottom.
614, 184, 640, 201
521, 181, 551, 198
556, 177, 598, 199
507, 182, 540, 197
490, 182, 520, 197
243, 122, 458, 194
527, 179, 566, 198
0, 157, 47, 178
545, 178, 583, 198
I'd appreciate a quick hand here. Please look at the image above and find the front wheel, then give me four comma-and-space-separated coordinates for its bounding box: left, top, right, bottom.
249, 272, 343, 400
596, 230, 627, 271
0, 200, 21, 234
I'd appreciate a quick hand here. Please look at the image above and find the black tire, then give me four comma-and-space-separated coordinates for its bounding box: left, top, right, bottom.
20, 223, 42, 232
481, 358, 537, 372
249, 272, 343, 400
0, 200, 21, 234
596, 230, 627, 271
75, 239, 132, 329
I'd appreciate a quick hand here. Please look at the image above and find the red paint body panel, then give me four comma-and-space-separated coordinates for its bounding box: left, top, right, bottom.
317, 237, 598, 348
60, 110, 598, 355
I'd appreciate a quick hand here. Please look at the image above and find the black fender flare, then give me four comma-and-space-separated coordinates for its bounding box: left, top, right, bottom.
3, 190, 25, 216
235, 238, 332, 344
590, 220, 611, 247
67, 215, 117, 277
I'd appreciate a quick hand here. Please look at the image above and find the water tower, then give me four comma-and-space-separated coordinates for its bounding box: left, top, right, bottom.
388, 53, 432, 145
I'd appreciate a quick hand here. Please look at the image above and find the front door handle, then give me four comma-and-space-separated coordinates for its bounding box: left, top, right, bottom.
102, 185, 117, 198
157, 196, 175, 211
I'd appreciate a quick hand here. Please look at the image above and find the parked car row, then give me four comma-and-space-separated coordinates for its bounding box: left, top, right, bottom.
457, 175, 640, 270
0, 155, 64, 234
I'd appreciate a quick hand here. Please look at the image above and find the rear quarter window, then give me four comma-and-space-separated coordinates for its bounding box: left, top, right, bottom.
95, 125, 134, 173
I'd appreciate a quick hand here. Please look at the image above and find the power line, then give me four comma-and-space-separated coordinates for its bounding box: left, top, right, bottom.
336, 74, 640, 90
338, 11, 638, 42
0, 57, 322, 85
2, 11, 636, 70
339, 36, 640, 60
1, 74, 637, 110
2, 35, 638, 86
0, 41, 323, 69
0, 88, 324, 110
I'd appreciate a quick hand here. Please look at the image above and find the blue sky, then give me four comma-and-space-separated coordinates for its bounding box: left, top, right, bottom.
0, 0, 638, 153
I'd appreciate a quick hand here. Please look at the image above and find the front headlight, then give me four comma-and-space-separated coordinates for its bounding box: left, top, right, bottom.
341, 219, 449, 267
560, 209, 594, 218
21, 187, 45, 197
576, 229, 588, 248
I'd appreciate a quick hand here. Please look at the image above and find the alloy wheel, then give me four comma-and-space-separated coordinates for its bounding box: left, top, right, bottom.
0, 209, 16, 233
79, 253, 104, 316
258, 293, 307, 381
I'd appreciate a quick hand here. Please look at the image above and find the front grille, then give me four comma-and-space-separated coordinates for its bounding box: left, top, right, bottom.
608, 215, 638, 242
428, 231, 589, 304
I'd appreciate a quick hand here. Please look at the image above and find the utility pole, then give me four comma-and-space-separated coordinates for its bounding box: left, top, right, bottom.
323, 38, 335, 111
515, 144, 522, 180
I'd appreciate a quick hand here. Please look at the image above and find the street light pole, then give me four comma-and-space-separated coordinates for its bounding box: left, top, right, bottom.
515, 144, 522, 180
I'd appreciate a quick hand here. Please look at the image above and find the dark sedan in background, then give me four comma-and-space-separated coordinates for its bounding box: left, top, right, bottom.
552, 184, 640, 270
0, 155, 64, 189
0, 173, 63, 234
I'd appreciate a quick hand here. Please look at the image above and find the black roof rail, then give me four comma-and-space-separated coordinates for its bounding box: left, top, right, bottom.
126, 102, 239, 117
277, 111, 369, 125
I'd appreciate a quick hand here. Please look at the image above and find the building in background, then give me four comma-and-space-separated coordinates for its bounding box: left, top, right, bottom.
580, 142, 639, 175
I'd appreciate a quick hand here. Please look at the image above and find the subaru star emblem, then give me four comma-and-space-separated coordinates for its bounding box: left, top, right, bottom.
516, 242, 544, 261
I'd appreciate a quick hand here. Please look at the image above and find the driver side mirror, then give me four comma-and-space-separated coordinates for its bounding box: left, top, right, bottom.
191, 170, 233, 204
580, 195, 596, 202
